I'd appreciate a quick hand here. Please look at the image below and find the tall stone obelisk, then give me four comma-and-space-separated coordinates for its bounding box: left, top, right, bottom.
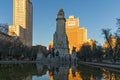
53, 9, 69, 58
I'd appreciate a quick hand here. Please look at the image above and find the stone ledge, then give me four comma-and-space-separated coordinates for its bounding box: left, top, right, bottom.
78, 61, 120, 70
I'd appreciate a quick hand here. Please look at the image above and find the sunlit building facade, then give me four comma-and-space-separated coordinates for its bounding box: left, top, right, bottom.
9, 0, 33, 47
66, 16, 87, 54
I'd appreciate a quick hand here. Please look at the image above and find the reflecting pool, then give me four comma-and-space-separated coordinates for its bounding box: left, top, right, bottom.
0, 63, 119, 80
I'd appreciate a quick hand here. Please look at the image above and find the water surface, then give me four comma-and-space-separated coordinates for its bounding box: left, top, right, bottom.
0, 63, 119, 80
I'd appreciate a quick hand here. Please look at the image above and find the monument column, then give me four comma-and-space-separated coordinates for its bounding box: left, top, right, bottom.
53, 9, 69, 58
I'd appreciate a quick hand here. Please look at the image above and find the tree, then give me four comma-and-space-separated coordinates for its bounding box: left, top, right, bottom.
77, 42, 92, 61
102, 29, 113, 52
95, 46, 103, 62
102, 29, 114, 60
115, 19, 120, 60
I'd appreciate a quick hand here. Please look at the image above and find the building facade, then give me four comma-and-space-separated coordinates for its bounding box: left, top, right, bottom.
66, 16, 87, 54
9, 0, 33, 47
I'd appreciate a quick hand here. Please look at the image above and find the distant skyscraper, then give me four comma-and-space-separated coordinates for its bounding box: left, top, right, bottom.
9, 0, 33, 47
53, 9, 69, 57
66, 16, 87, 54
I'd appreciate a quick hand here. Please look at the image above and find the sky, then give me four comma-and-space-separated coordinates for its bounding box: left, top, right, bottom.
0, 0, 120, 47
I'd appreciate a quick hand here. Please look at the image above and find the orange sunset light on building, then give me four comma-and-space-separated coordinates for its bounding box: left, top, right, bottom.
66, 16, 87, 54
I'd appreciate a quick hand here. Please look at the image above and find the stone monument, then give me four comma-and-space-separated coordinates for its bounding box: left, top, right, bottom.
53, 8, 69, 58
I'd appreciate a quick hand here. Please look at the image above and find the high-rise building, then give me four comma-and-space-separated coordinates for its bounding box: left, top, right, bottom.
66, 16, 87, 54
9, 0, 33, 47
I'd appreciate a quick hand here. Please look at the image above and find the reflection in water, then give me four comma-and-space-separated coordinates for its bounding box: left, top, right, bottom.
48, 64, 69, 80
0, 64, 119, 80
32, 72, 49, 80
68, 67, 82, 80
0, 64, 36, 80
102, 68, 116, 80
